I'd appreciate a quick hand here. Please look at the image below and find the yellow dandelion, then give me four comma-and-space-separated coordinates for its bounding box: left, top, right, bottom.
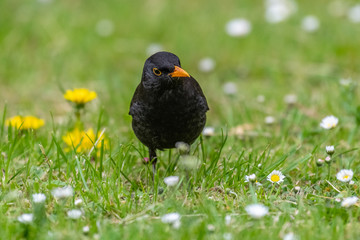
6, 115, 45, 130
63, 88, 97, 105
62, 128, 108, 153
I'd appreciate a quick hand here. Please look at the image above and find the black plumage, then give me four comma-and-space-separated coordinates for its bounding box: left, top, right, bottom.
129, 51, 209, 175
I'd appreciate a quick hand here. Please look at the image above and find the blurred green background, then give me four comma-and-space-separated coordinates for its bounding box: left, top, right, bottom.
1, 0, 360, 133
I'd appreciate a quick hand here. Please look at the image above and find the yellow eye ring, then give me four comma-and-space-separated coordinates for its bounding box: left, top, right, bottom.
153, 68, 162, 76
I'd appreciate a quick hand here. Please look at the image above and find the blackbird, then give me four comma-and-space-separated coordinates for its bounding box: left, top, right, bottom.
129, 51, 209, 176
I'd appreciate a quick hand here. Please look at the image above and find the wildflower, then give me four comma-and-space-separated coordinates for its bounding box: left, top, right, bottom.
341, 196, 358, 207
316, 158, 324, 166
284, 94, 297, 105
245, 203, 269, 219
51, 186, 74, 199
67, 209, 82, 219
62, 128, 108, 153
267, 170, 285, 184
63, 88, 97, 106
350, 180, 355, 185
283, 232, 298, 240
301, 15, 320, 32
348, 5, 360, 23
18, 213, 33, 223
32, 193, 46, 203
164, 176, 179, 187
207, 224, 215, 232
146, 43, 163, 56
326, 146, 335, 155
325, 156, 331, 164
223, 233, 233, 240
75, 198, 83, 206
320, 115, 338, 129
257, 95, 265, 103
265, 0, 297, 23
202, 127, 215, 137
225, 215, 231, 225
339, 78, 352, 87
245, 174, 256, 183
294, 186, 301, 193
83, 226, 90, 233
265, 116, 276, 125
223, 82, 237, 95
198, 58, 215, 73
225, 18, 251, 37
6, 115, 45, 130
95, 19, 114, 37
161, 212, 181, 228
257, 163, 262, 168
336, 169, 354, 182
175, 142, 190, 155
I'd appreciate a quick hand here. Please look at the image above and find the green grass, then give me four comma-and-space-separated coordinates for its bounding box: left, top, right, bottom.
1, 0, 360, 239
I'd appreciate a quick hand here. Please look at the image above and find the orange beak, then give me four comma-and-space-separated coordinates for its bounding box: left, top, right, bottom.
170, 66, 190, 78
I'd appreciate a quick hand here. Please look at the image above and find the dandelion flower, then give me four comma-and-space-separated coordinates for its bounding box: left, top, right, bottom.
164, 176, 179, 187
225, 18, 251, 37
301, 15, 320, 32
51, 186, 74, 199
336, 169, 353, 182
198, 58, 215, 73
267, 170, 285, 184
18, 213, 33, 223
32, 193, 46, 203
245, 203, 269, 219
62, 128, 108, 153
341, 196, 358, 207
6, 115, 45, 130
64, 88, 97, 106
320, 115, 338, 129
67, 209, 82, 219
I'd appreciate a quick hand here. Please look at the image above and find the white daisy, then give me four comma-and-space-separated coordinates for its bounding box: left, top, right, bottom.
95, 19, 114, 37
225, 215, 231, 225
161, 212, 181, 228
316, 158, 325, 166
67, 209, 82, 219
175, 141, 190, 154
198, 58, 215, 73
336, 169, 354, 182
51, 186, 74, 199
83, 226, 90, 233
245, 203, 269, 219
326, 145, 335, 155
348, 5, 360, 23
283, 232, 298, 240
320, 115, 338, 129
339, 78, 352, 87
265, 116, 276, 125
164, 176, 179, 187
244, 174, 256, 183
301, 15, 320, 32
225, 18, 252, 37
223, 233, 233, 240
202, 127, 215, 137
267, 170, 285, 184
350, 180, 355, 185
223, 82, 237, 95
341, 196, 358, 207
265, 0, 297, 23
32, 193, 46, 203
18, 213, 33, 224
284, 94, 297, 105
325, 156, 331, 163
257, 95, 265, 103
75, 198, 83, 206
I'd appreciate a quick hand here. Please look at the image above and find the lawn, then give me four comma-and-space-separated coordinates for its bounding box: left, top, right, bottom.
1, 0, 360, 239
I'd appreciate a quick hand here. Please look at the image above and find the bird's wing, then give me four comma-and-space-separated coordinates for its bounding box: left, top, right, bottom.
129, 84, 142, 116
188, 76, 210, 111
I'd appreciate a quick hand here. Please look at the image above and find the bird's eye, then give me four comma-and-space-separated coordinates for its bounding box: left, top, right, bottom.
153, 68, 162, 76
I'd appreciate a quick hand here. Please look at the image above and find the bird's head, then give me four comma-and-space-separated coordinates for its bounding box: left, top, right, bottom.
141, 51, 190, 90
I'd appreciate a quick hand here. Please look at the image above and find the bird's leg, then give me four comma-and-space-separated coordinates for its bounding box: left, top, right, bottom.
149, 148, 157, 180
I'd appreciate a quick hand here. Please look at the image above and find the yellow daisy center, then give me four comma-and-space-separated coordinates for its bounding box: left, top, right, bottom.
271, 175, 280, 182
344, 175, 349, 179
